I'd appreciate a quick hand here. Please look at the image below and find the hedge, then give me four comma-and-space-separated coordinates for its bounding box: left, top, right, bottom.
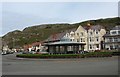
112, 51, 120, 56
84, 52, 112, 58
16, 52, 112, 58
16, 54, 82, 58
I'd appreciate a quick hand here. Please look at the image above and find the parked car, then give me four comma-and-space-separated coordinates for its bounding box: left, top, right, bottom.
79, 50, 89, 54
8, 51, 15, 54
22, 51, 29, 54
36, 51, 48, 54
1, 51, 7, 55
29, 51, 36, 54
40, 51, 48, 54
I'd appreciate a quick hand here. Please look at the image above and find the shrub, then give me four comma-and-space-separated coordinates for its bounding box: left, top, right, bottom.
112, 51, 120, 56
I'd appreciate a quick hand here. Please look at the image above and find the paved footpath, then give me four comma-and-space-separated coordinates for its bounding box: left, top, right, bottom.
2, 54, 119, 75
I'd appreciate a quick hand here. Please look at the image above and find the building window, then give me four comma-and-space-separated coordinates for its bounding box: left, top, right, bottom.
89, 37, 92, 42
115, 45, 118, 49
71, 34, 74, 37
89, 37, 94, 42
81, 32, 83, 36
90, 32, 93, 35
67, 46, 72, 51
89, 44, 92, 49
77, 33, 79, 36
72, 39, 75, 41
96, 44, 99, 48
49, 46, 54, 52
77, 39, 79, 42
96, 31, 98, 34
70, 39, 75, 41
80, 38, 83, 42
110, 45, 113, 50
109, 38, 113, 42
66, 33, 69, 37
118, 31, 120, 34
111, 31, 117, 34
96, 37, 99, 42
67, 46, 74, 51
60, 46, 64, 52
80, 38, 85, 42
92, 37, 94, 41
114, 38, 118, 42
83, 38, 85, 42
56, 46, 59, 52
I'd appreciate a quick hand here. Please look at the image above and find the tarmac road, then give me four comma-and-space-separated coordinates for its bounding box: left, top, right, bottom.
2, 53, 119, 75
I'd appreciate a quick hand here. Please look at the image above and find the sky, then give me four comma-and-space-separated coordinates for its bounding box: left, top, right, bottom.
0, 1, 119, 36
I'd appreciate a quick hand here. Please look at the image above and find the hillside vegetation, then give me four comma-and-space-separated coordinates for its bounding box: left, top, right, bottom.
2, 17, 120, 48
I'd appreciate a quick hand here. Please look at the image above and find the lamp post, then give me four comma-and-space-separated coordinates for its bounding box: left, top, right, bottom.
12, 38, 15, 49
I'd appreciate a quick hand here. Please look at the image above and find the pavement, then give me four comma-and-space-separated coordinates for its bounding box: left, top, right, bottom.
2, 53, 119, 75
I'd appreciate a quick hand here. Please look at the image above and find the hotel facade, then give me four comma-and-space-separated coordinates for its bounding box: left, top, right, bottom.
63, 25, 106, 52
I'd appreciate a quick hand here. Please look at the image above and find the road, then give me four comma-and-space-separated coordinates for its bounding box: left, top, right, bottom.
2, 53, 119, 75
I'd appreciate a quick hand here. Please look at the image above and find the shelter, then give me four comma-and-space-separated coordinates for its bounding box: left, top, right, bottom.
44, 41, 85, 54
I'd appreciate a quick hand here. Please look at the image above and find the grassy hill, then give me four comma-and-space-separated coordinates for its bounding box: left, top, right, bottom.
2, 17, 120, 49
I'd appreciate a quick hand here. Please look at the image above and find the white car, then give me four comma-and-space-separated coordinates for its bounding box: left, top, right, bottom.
40, 51, 48, 54
29, 51, 36, 54
1, 51, 7, 55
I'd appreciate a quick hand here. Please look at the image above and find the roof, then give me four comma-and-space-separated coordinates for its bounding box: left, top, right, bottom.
111, 26, 120, 30
83, 25, 104, 30
104, 33, 120, 37
24, 41, 44, 49
44, 28, 77, 42
65, 28, 77, 33
31, 42, 42, 46
44, 41, 86, 46
104, 42, 120, 44
44, 32, 66, 42
103, 31, 110, 36
104, 26, 120, 37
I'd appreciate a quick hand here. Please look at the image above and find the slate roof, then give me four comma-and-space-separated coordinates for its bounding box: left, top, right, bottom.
111, 25, 120, 30
44, 28, 77, 43
45, 41, 86, 45
44, 32, 66, 42
104, 33, 120, 37
83, 25, 104, 30
65, 28, 77, 33
104, 26, 120, 37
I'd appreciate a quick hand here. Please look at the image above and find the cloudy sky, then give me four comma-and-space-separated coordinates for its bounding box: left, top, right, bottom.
0, 1, 119, 36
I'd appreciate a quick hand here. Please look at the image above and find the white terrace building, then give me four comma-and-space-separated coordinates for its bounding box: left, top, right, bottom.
104, 26, 120, 50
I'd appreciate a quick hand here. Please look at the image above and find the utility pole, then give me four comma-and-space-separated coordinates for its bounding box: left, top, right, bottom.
12, 38, 15, 49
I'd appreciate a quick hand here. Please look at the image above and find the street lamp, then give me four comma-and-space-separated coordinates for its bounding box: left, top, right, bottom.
12, 38, 15, 49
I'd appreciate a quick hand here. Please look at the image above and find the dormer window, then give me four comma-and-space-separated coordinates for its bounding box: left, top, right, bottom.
90, 32, 92, 35
118, 31, 120, 34
66, 33, 69, 37
77, 33, 79, 36
81, 32, 83, 36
